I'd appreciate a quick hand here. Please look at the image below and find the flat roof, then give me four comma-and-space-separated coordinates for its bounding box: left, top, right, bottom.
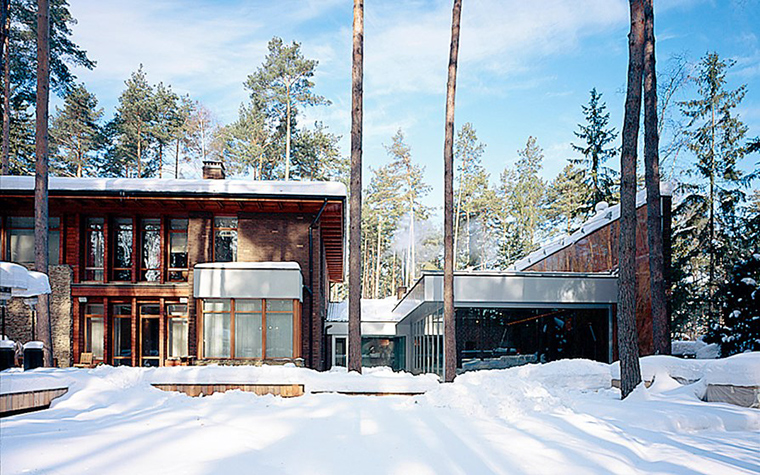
394, 271, 618, 323
0, 176, 347, 199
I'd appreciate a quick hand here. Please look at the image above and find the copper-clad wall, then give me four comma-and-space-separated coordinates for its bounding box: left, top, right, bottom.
524, 198, 671, 357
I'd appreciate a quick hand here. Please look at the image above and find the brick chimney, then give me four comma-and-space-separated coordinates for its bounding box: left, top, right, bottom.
202, 160, 225, 180
396, 286, 407, 300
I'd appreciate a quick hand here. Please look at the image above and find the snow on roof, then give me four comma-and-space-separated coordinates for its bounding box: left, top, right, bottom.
509, 183, 673, 271
194, 262, 301, 271
0, 176, 347, 198
327, 297, 401, 322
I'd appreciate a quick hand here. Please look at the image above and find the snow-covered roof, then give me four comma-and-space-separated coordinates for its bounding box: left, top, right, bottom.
194, 262, 301, 271
0, 176, 347, 199
326, 297, 401, 323
509, 184, 673, 271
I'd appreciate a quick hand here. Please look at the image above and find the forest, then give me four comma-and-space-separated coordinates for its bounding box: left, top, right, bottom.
1, 0, 758, 343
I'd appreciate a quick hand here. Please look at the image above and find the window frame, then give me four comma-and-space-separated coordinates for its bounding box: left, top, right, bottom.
167, 218, 189, 282
213, 216, 238, 262
139, 218, 163, 283
111, 217, 135, 282
83, 303, 105, 361
166, 302, 189, 359
111, 302, 133, 366
200, 298, 300, 360
84, 217, 106, 282
3, 216, 61, 265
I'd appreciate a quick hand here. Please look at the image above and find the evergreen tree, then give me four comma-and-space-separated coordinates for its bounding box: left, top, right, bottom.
218, 103, 270, 178
572, 88, 619, 211
244, 37, 329, 180
496, 136, 547, 265
705, 253, 760, 356
111, 66, 156, 177
674, 52, 752, 331
545, 162, 587, 235
151, 82, 181, 178
454, 123, 495, 269
290, 122, 347, 183
2, 0, 94, 173
49, 83, 102, 177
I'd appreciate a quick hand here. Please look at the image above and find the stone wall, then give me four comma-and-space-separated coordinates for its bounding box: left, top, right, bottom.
3, 265, 72, 367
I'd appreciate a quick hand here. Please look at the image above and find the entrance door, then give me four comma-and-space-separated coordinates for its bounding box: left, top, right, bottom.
139, 303, 161, 367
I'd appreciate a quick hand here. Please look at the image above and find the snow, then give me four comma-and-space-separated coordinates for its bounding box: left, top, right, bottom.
21, 341, 44, 350
510, 183, 674, 271
2, 357, 760, 474
194, 261, 301, 270
327, 297, 401, 322
671, 338, 721, 359
0, 175, 347, 198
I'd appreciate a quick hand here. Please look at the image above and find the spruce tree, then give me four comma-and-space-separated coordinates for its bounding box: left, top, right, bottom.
151, 82, 181, 178
49, 83, 102, 177
572, 88, 619, 212
674, 52, 751, 330
111, 66, 156, 177
545, 162, 587, 235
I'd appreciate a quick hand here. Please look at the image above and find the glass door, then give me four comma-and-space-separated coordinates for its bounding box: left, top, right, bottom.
139, 303, 161, 367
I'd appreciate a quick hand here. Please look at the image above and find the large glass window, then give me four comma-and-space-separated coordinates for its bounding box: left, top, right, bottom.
167, 304, 188, 358
139, 303, 160, 367
113, 218, 133, 281
168, 219, 188, 281
112, 303, 133, 366
6, 216, 60, 265
334, 337, 347, 367
214, 217, 237, 262
141, 219, 161, 282
85, 218, 105, 281
201, 298, 296, 359
203, 299, 231, 358
266, 300, 293, 358
84, 303, 104, 360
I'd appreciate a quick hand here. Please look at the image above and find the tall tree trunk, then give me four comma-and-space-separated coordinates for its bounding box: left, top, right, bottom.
348, 0, 363, 373
137, 123, 142, 178
443, 0, 462, 383
708, 93, 716, 319
643, 0, 668, 355
175, 138, 180, 179
284, 87, 291, 181
1, 1, 9, 176
158, 142, 163, 178
35, 0, 53, 366
374, 216, 382, 298
618, 0, 645, 398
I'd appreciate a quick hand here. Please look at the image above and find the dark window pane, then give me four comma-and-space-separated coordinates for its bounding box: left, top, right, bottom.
9, 229, 34, 263
214, 230, 237, 262
141, 219, 161, 282
114, 218, 133, 280
170, 218, 188, 231
48, 230, 60, 265
86, 218, 105, 280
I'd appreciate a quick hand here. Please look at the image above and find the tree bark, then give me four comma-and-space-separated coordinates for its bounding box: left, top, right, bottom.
35, 0, 53, 366
175, 138, 180, 179
643, 0, 668, 355
443, 0, 462, 383
137, 123, 142, 178
285, 87, 291, 181
374, 216, 382, 298
348, 0, 363, 373
1, 0, 9, 175
618, 0, 645, 398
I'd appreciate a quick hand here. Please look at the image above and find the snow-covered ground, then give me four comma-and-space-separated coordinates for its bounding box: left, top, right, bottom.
1, 357, 759, 475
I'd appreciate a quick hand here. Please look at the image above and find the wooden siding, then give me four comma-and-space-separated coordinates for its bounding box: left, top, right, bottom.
152, 383, 305, 398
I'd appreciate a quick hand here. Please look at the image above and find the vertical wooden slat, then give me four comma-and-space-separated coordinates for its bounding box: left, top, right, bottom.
159, 297, 165, 366
72, 299, 81, 364
131, 297, 137, 367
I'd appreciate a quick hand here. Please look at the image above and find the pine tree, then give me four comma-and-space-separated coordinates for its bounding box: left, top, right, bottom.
496, 136, 547, 265
290, 122, 347, 182
218, 103, 270, 178
151, 82, 181, 178
49, 83, 102, 177
111, 66, 156, 177
705, 253, 760, 356
244, 37, 329, 180
2, 0, 94, 174
545, 162, 587, 234
674, 52, 752, 331
572, 88, 619, 211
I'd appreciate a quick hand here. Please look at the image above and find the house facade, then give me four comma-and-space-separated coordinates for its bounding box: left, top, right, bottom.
0, 163, 345, 370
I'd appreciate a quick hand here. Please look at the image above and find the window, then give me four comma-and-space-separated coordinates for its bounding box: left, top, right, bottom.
201, 298, 296, 359
141, 219, 161, 282
214, 217, 237, 262
113, 218, 133, 281
112, 303, 132, 366
168, 219, 188, 281
85, 218, 105, 281
203, 299, 231, 358
167, 304, 188, 358
6, 216, 60, 265
334, 337, 347, 367
84, 303, 104, 360
266, 300, 293, 358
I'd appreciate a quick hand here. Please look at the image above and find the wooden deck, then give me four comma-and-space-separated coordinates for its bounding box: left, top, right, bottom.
152, 383, 305, 398
0, 388, 69, 417
310, 390, 426, 396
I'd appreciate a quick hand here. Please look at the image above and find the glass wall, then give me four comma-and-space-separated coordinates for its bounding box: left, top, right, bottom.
168, 219, 188, 281
361, 337, 405, 371
5, 216, 60, 265
113, 218, 133, 281
411, 307, 444, 376
334, 337, 347, 367
201, 298, 297, 359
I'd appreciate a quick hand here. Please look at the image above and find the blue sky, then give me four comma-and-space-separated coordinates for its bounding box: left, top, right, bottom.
63, 0, 760, 210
